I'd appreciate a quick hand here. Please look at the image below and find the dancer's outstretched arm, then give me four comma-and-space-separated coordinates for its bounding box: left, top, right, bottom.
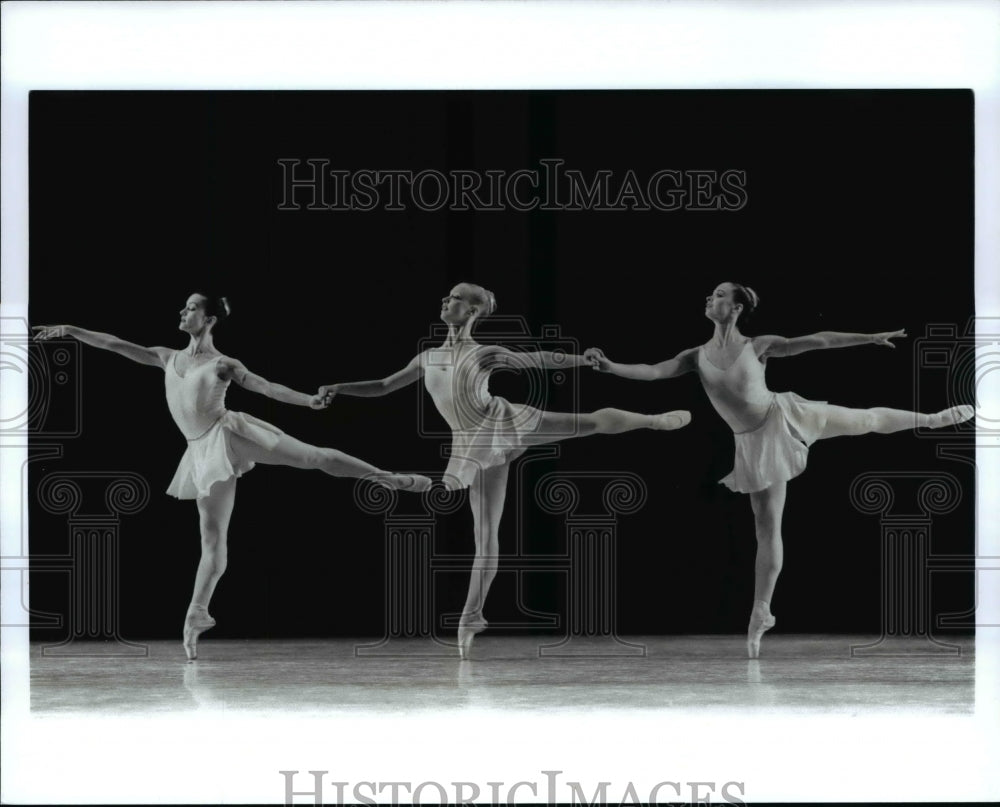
755, 329, 905, 358
219, 359, 328, 410
483, 345, 592, 371
584, 346, 699, 380
318, 355, 423, 401
32, 325, 171, 368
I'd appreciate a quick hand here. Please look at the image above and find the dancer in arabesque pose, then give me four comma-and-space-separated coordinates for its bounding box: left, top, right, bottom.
585, 282, 974, 658
318, 282, 691, 658
34, 293, 431, 660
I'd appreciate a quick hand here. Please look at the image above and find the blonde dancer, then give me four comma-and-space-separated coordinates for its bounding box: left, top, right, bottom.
320, 282, 690, 658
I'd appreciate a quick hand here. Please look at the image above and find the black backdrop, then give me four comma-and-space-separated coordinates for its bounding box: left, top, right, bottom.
28, 90, 974, 640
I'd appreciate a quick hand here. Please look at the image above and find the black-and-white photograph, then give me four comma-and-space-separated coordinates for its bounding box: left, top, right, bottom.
3, 3, 998, 804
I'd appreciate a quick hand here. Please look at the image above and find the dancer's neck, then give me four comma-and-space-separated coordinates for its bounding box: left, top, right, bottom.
710, 321, 744, 348
185, 332, 217, 356
442, 321, 477, 349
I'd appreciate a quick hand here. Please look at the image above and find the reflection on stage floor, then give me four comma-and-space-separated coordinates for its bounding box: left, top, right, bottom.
30, 635, 974, 717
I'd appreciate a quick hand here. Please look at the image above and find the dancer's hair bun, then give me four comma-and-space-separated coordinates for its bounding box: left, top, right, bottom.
731, 283, 758, 327
197, 292, 231, 325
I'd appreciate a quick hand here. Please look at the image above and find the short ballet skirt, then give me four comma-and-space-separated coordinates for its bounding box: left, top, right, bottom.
166, 411, 283, 500
443, 396, 543, 489
720, 392, 829, 494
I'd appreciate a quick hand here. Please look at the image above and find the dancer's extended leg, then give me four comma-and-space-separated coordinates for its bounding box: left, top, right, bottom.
458, 461, 510, 660
819, 404, 974, 439
746, 482, 784, 659
229, 432, 431, 491
518, 407, 691, 447
185, 475, 236, 660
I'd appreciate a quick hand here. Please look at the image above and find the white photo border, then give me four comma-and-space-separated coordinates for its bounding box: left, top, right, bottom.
2, 1, 998, 803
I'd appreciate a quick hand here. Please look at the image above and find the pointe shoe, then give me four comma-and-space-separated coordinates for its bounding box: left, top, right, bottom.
183, 609, 216, 661
440, 474, 466, 493
651, 410, 692, 431
457, 614, 488, 660
374, 473, 434, 493
746, 606, 776, 659
930, 404, 975, 429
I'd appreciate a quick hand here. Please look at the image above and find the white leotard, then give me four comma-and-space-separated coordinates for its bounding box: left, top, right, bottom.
164, 351, 229, 440
421, 346, 493, 431
697, 340, 775, 434
421, 345, 542, 487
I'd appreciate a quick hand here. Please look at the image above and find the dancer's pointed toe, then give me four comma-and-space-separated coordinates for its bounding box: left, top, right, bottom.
182, 609, 216, 661
457, 614, 488, 660
405, 475, 434, 493
946, 404, 975, 427
746, 603, 775, 659
457, 628, 473, 660
374, 473, 433, 492
928, 404, 975, 429
652, 410, 692, 431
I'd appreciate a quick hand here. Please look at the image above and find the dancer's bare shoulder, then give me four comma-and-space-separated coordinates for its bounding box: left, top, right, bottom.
215, 355, 247, 382
668, 345, 701, 374
476, 343, 516, 368
146, 346, 174, 368
675, 345, 702, 364
750, 334, 787, 360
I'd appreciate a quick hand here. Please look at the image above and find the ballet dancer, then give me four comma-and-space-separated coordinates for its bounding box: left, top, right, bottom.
319, 282, 691, 658
33, 293, 431, 660
585, 282, 974, 658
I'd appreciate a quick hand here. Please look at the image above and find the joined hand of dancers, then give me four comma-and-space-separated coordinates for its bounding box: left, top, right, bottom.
308, 393, 330, 410
583, 347, 611, 371
317, 384, 337, 406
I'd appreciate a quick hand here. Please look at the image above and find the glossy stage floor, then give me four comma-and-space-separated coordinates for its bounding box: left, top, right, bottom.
30, 634, 974, 716
12, 634, 996, 804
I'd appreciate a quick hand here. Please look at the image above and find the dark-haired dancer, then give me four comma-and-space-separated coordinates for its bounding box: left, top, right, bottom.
319, 282, 691, 658
34, 293, 431, 660
585, 282, 974, 658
